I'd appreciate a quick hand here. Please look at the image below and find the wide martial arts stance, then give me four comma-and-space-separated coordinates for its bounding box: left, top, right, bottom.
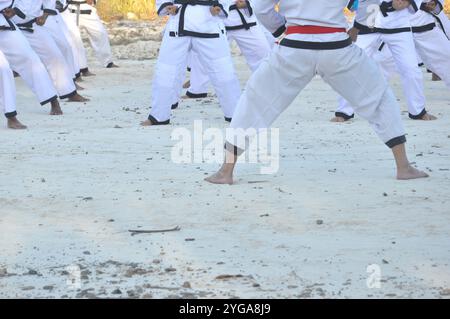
0, 50, 26, 129
206, 0, 429, 185
332, 0, 436, 123
141, 0, 241, 125
11, 0, 89, 103
185, 0, 272, 98
0, 0, 64, 115
67, 0, 118, 68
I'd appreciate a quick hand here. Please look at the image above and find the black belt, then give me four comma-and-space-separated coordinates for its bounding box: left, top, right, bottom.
16, 18, 36, 33
43, 9, 58, 16
279, 37, 352, 50
70, 9, 92, 14
377, 27, 412, 34
411, 23, 436, 33
56, 1, 70, 13
225, 22, 257, 31
354, 22, 377, 35
68, 1, 87, 4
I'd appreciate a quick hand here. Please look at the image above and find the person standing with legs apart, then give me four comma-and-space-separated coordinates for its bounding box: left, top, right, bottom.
332, 0, 437, 122
68, 0, 118, 68
205, 0, 429, 185
11, 0, 89, 103
141, 0, 241, 126
0, 0, 64, 116
186, 0, 272, 98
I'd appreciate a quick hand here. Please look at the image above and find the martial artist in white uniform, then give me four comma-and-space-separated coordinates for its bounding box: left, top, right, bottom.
0, 0, 64, 115
68, 0, 117, 68
186, 0, 272, 98
12, 0, 88, 102
58, 0, 92, 77
0, 50, 25, 129
41, 0, 79, 80
335, 0, 436, 122
434, 0, 450, 36
141, 0, 241, 125
205, 0, 429, 185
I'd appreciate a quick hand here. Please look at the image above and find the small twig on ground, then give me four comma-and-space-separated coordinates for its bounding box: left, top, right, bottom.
128, 226, 181, 236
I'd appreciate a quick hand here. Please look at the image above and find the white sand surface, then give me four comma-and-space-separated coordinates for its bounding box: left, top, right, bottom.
0, 38, 450, 298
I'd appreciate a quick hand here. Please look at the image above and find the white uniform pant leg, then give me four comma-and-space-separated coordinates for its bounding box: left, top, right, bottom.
228, 44, 316, 149
382, 32, 426, 117
192, 34, 241, 119
79, 6, 113, 67
61, 9, 89, 72
321, 43, 406, 146
436, 10, 450, 39
187, 51, 210, 97
0, 51, 16, 118
413, 28, 450, 88
44, 15, 78, 79
336, 33, 382, 117
229, 26, 272, 72
22, 26, 76, 98
150, 32, 191, 122
0, 30, 57, 105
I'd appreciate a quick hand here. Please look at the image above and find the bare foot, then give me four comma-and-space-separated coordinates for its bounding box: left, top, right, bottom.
183, 80, 190, 89
68, 93, 90, 102
330, 116, 347, 123
50, 100, 63, 115
420, 113, 437, 121
205, 170, 233, 185
397, 165, 429, 180
432, 73, 441, 81
140, 119, 153, 126
75, 76, 83, 82
106, 62, 119, 68
7, 117, 27, 129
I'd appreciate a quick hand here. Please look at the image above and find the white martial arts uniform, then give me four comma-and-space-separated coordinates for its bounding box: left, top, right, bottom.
68, 0, 114, 67
148, 0, 241, 124
59, 0, 89, 74
186, 0, 272, 97
42, 0, 79, 79
227, 0, 407, 151
336, 0, 430, 120
12, 0, 77, 99
434, 0, 450, 37
0, 0, 58, 106
0, 50, 16, 118
411, 1, 450, 87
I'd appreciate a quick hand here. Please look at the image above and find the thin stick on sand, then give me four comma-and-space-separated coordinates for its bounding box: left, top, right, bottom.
128, 226, 181, 236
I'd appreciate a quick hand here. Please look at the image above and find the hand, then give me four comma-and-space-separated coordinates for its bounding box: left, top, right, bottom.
166, 5, 178, 15
347, 27, 359, 42
35, 14, 48, 26
392, 0, 411, 11
2, 8, 16, 18
235, 0, 247, 9
86, 0, 95, 5
210, 5, 222, 16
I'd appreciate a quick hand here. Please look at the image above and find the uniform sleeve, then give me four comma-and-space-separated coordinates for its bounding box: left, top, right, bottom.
42, 0, 58, 14
254, 0, 286, 37
156, 0, 174, 16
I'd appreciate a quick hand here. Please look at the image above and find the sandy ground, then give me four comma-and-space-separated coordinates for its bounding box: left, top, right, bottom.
1, 33, 450, 299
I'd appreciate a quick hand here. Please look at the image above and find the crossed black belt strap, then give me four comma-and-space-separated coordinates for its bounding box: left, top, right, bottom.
0, 16, 16, 31
16, 18, 36, 33
226, 2, 256, 31
69, 9, 92, 14
279, 37, 352, 50
174, 0, 223, 38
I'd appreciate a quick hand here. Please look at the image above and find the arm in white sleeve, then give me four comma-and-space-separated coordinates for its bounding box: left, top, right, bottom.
254, 0, 286, 37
